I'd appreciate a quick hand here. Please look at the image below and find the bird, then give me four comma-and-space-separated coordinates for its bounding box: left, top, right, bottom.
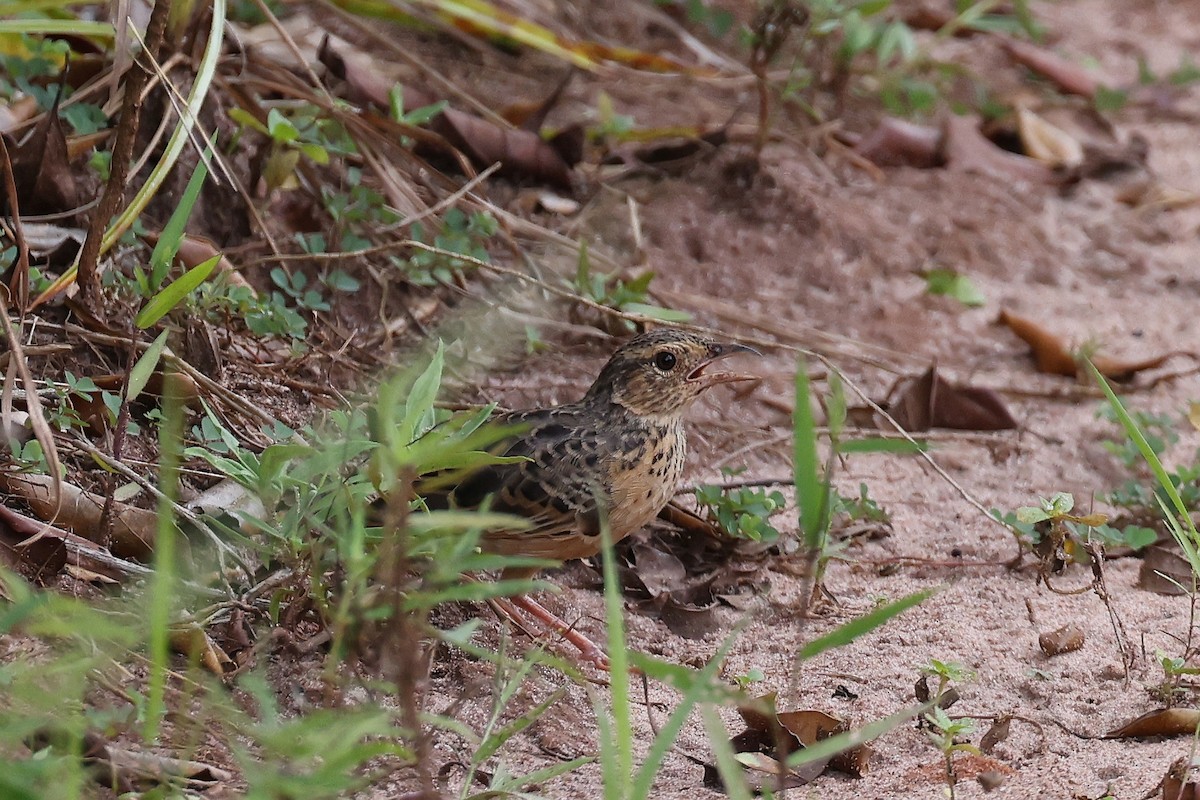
429, 327, 758, 667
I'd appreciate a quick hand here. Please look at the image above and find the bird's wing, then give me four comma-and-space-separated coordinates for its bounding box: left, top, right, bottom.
449, 407, 613, 555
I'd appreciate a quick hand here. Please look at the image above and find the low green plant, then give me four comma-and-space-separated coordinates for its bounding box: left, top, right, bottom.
695, 475, 787, 543
922, 269, 985, 307
0, 33, 69, 107
401, 208, 498, 286
1152, 650, 1200, 705
573, 242, 691, 330
229, 106, 336, 192
763, 0, 1041, 120
1089, 403, 1200, 559
920, 658, 975, 700
833, 481, 890, 525
1093, 365, 1200, 722
923, 706, 978, 800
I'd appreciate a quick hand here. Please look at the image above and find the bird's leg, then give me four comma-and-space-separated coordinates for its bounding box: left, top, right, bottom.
496, 593, 611, 671
466, 572, 611, 670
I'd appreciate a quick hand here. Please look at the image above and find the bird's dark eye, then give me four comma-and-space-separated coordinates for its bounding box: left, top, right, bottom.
653, 351, 677, 371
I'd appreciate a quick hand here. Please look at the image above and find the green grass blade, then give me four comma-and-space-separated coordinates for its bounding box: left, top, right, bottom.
1091, 361, 1200, 575
799, 588, 937, 660
792, 358, 825, 547
135, 253, 219, 328
629, 630, 743, 797
702, 704, 753, 800
125, 329, 169, 403
474, 688, 566, 764
0, 19, 114, 36
148, 154, 211, 287
144, 378, 186, 742
837, 437, 927, 454
598, 508, 632, 799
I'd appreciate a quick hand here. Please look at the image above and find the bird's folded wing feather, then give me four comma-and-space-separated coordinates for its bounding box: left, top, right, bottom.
449, 408, 615, 554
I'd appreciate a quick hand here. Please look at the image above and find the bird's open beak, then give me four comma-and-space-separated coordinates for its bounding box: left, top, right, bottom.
687, 342, 760, 388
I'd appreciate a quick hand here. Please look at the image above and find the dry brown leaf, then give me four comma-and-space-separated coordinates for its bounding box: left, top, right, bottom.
853, 117, 943, 169
0, 505, 68, 584
169, 626, 234, 676
1104, 708, 1200, 739
1038, 624, 1085, 656
889, 366, 1018, 432
1163, 756, 1200, 800
0, 472, 155, 561
1138, 546, 1192, 596
979, 715, 1011, 754
8, 93, 79, 215
943, 115, 1055, 185
1089, 352, 1191, 382
1016, 106, 1084, 168
319, 41, 574, 188
999, 309, 1193, 380
0, 95, 39, 134
1001, 39, 1100, 98
1115, 179, 1200, 212
734, 695, 872, 780
997, 309, 1077, 376
65, 563, 119, 584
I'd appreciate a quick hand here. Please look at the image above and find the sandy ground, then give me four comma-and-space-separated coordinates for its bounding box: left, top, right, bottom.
395, 1, 1200, 798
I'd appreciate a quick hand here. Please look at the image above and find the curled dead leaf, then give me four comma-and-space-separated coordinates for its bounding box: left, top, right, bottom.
1138, 546, 1192, 596
319, 41, 574, 188
734, 695, 872, 780
1163, 756, 1200, 800
0, 95, 39, 134
1104, 708, 1200, 739
0, 505, 68, 584
1038, 623, 1085, 656
7, 93, 79, 215
979, 715, 1011, 754
0, 472, 155, 561
997, 309, 1076, 376
889, 366, 1018, 432
943, 115, 1055, 185
169, 626, 234, 676
853, 117, 943, 169
1116, 179, 1200, 212
1016, 106, 1083, 168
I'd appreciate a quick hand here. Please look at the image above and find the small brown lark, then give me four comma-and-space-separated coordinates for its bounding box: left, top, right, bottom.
432, 328, 758, 666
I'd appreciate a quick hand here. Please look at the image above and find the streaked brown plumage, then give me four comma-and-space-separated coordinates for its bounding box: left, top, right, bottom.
445, 328, 758, 571
433, 328, 757, 666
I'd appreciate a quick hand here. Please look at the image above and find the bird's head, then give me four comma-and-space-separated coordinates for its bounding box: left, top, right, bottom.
585, 328, 759, 418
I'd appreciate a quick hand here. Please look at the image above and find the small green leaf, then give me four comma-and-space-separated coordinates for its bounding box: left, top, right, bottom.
924, 269, 985, 307
228, 107, 269, 135
402, 101, 447, 126
298, 142, 329, 165
136, 254, 220, 329
266, 108, 299, 143
1015, 506, 1051, 524
126, 330, 170, 404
